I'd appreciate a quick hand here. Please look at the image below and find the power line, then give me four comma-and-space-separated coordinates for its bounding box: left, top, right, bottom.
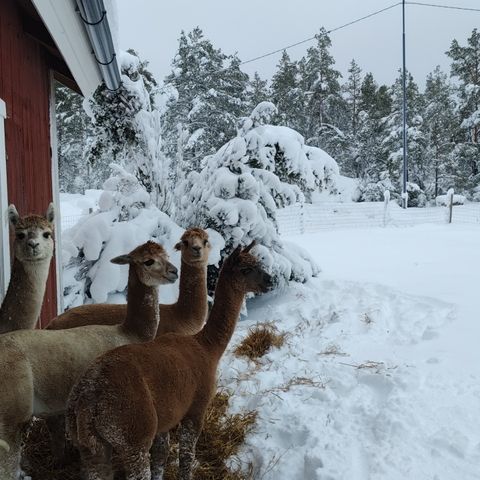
153, 0, 480, 95
240, 2, 402, 67
405, 2, 480, 13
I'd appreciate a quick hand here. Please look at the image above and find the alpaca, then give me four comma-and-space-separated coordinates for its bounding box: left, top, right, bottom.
66, 242, 272, 480
0, 203, 55, 333
0, 241, 178, 480
46, 228, 211, 336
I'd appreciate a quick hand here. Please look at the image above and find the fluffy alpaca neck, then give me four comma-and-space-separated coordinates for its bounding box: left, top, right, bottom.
175, 260, 207, 322
121, 268, 159, 342
198, 270, 244, 360
0, 257, 51, 333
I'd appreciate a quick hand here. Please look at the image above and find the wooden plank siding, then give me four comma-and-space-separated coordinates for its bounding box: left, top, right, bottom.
0, 0, 57, 326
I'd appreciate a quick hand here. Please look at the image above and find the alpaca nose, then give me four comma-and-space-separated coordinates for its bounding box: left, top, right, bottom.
192, 245, 201, 253
167, 264, 178, 280
28, 240, 39, 249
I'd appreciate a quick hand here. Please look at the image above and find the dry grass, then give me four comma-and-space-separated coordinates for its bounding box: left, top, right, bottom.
21, 417, 81, 480
233, 323, 286, 361
164, 390, 256, 480
21, 391, 256, 480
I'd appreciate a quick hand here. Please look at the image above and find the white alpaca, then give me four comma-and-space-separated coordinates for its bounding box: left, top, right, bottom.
0, 203, 55, 333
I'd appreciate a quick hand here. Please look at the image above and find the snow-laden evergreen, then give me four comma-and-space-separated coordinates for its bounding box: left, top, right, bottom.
62, 164, 224, 309
175, 102, 339, 289
87, 50, 170, 210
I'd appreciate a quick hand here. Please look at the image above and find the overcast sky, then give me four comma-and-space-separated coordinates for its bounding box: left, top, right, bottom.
117, 0, 480, 88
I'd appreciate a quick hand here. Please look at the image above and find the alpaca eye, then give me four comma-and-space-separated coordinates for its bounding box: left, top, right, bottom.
16, 232, 25, 240
183, 240, 188, 247
242, 267, 253, 274
203, 240, 208, 246
43, 232, 51, 239
144, 259, 154, 266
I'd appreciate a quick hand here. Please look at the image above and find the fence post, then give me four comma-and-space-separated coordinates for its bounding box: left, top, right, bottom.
447, 188, 454, 224
383, 190, 390, 227
300, 203, 305, 234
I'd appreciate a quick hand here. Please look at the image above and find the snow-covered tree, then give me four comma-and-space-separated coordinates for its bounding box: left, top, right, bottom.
356, 75, 393, 198
447, 29, 480, 190
175, 102, 324, 291
271, 51, 303, 130
162, 28, 249, 177
87, 50, 168, 209
423, 66, 457, 197
380, 71, 427, 203
337, 59, 363, 177
247, 72, 270, 112
55, 82, 92, 192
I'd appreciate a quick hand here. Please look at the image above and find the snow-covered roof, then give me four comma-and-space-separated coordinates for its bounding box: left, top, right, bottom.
31, 0, 120, 97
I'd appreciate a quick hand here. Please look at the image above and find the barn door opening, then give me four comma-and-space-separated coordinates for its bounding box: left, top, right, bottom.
0, 98, 10, 301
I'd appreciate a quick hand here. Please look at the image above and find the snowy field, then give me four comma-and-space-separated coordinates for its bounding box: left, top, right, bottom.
220, 224, 480, 479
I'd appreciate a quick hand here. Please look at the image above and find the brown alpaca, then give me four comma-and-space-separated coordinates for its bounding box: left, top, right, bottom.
47, 228, 211, 336
0, 203, 55, 333
66, 242, 272, 480
0, 241, 177, 480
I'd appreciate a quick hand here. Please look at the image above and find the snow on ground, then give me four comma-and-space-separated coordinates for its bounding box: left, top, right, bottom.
59, 192, 480, 478
220, 224, 480, 479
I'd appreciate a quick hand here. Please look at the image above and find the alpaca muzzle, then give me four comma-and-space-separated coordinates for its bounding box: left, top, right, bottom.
0, 439, 10, 452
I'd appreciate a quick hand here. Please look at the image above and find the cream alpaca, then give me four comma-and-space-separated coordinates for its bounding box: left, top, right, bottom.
0, 203, 54, 333
0, 241, 177, 480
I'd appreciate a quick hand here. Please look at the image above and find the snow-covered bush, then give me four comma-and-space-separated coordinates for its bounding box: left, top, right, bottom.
435, 193, 466, 206
406, 182, 427, 208
62, 165, 223, 309
176, 103, 322, 291
239, 102, 340, 201
358, 174, 396, 202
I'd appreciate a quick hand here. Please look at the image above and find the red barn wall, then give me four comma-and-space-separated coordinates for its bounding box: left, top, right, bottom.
0, 0, 57, 326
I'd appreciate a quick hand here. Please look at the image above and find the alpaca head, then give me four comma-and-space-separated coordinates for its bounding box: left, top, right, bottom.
111, 241, 178, 287
8, 203, 55, 263
175, 227, 211, 266
222, 242, 273, 294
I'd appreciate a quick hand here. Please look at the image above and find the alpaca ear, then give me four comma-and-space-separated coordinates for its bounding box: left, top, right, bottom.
243, 240, 256, 253
110, 254, 132, 265
174, 242, 182, 251
8, 205, 19, 226
45, 202, 55, 223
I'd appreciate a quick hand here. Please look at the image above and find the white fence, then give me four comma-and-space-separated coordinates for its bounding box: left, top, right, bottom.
61, 202, 480, 235
276, 202, 480, 236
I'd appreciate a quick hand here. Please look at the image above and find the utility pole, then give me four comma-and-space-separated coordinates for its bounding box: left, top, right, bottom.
402, 0, 408, 208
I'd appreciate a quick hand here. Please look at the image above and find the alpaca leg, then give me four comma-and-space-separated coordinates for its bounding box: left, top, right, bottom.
178, 419, 201, 480
79, 446, 113, 480
0, 429, 23, 480
150, 432, 169, 480
45, 414, 75, 466
119, 448, 151, 480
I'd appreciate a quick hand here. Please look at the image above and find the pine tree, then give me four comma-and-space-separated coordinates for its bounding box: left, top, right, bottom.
356, 74, 394, 199
380, 71, 427, 203
270, 51, 303, 129
302, 28, 343, 143
88, 50, 167, 208
162, 28, 249, 178
339, 59, 363, 177
301, 28, 348, 166
423, 66, 457, 197
55, 82, 92, 192
446, 29, 480, 190
247, 72, 269, 112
